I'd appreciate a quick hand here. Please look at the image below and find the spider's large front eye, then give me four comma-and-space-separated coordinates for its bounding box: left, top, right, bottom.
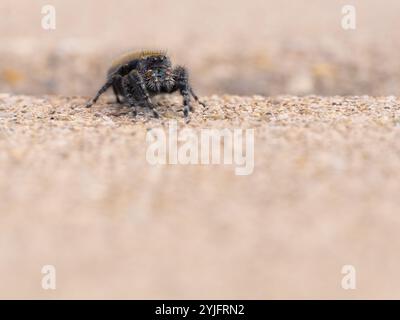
145, 70, 153, 77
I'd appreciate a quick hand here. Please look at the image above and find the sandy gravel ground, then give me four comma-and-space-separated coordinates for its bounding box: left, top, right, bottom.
1, 93, 400, 299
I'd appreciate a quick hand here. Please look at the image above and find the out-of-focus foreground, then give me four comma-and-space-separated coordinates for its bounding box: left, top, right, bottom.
1, 94, 400, 298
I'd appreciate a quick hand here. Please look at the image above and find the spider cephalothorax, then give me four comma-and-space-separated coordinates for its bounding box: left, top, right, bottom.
86, 50, 205, 122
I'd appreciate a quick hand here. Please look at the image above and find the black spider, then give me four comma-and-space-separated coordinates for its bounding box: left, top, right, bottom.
85, 50, 205, 122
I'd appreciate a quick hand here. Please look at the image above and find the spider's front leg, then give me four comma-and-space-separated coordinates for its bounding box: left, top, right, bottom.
121, 76, 138, 116
173, 66, 205, 123
112, 84, 122, 104
124, 70, 159, 118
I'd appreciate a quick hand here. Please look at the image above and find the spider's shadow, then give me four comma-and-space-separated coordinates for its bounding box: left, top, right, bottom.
105, 95, 181, 118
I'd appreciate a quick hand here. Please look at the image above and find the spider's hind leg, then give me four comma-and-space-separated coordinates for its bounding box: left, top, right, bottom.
189, 87, 206, 109
172, 65, 196, 122
86, 74, 122, 108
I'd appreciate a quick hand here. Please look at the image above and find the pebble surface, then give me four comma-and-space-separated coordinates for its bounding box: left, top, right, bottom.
1, 94, 400, 299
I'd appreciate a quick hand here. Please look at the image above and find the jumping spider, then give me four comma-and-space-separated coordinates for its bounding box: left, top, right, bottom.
85, 50, 205, 122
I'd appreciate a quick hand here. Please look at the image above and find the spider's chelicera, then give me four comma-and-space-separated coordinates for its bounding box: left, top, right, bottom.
86, 50, 205, 122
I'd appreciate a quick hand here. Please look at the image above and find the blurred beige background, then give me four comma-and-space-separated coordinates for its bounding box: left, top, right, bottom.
1, 1, 400, 300
1, 0, 400, 96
